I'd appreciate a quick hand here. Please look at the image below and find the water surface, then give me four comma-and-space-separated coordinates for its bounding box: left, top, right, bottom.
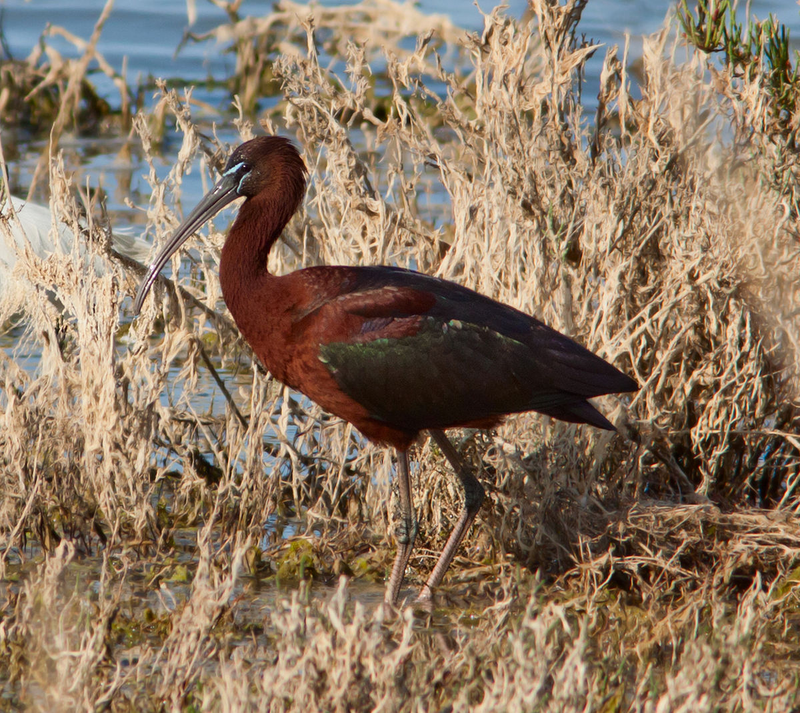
2, 0, 797, 214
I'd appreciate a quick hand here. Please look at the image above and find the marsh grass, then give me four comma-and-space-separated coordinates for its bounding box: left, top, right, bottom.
1, 0, 799, 710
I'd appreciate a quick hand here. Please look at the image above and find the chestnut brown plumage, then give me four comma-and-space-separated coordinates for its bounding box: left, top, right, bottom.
134, 136, 638, 606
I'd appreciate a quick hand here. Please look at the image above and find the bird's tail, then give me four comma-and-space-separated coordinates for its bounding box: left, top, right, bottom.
537, 399, 618, 431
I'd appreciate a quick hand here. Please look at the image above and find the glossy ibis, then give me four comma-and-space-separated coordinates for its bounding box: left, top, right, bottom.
133, 136, 637, 607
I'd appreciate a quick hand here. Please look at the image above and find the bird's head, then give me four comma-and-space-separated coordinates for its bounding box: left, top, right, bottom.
132, 136, 306, 315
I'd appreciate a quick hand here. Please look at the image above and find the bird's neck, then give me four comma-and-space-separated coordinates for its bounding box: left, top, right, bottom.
218, 195, 295, 349
220, 196, 287, 297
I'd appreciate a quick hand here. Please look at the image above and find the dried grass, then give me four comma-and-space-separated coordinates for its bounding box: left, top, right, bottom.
0, 0, 799, 710
0, 0, 130, 194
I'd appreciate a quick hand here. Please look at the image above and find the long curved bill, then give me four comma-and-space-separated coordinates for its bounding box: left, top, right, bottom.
132, 172, 242, 315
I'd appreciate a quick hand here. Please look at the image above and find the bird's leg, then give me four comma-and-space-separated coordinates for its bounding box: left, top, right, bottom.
384, 449, 418, 606
416, 429, 485, 604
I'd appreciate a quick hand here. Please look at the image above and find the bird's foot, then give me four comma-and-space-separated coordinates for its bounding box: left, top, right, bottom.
412, 586, 435, 615
381, 599, 398, 620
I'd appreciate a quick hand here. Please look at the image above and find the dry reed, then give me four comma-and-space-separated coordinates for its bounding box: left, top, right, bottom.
0, 0, 799, 710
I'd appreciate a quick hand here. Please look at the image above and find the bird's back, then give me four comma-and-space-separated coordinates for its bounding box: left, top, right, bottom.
294, 265, 636, 435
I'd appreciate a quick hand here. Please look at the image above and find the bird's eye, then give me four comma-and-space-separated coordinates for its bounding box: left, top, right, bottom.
223, 161, 248, 177
223, 161, 254, 194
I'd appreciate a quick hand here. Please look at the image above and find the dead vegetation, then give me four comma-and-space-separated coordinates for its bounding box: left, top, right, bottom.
1, 0, 799, 710
0, 0, 128, 131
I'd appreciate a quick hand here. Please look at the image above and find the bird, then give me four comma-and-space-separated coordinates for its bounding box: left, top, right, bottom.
133, 136, 638, 607
0, 193, 151, 299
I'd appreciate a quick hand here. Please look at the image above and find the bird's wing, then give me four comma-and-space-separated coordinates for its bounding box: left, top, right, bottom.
310, 270, 632, 431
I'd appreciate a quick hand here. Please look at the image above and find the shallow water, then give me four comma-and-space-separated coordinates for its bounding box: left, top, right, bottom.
2, 0, 796, 218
